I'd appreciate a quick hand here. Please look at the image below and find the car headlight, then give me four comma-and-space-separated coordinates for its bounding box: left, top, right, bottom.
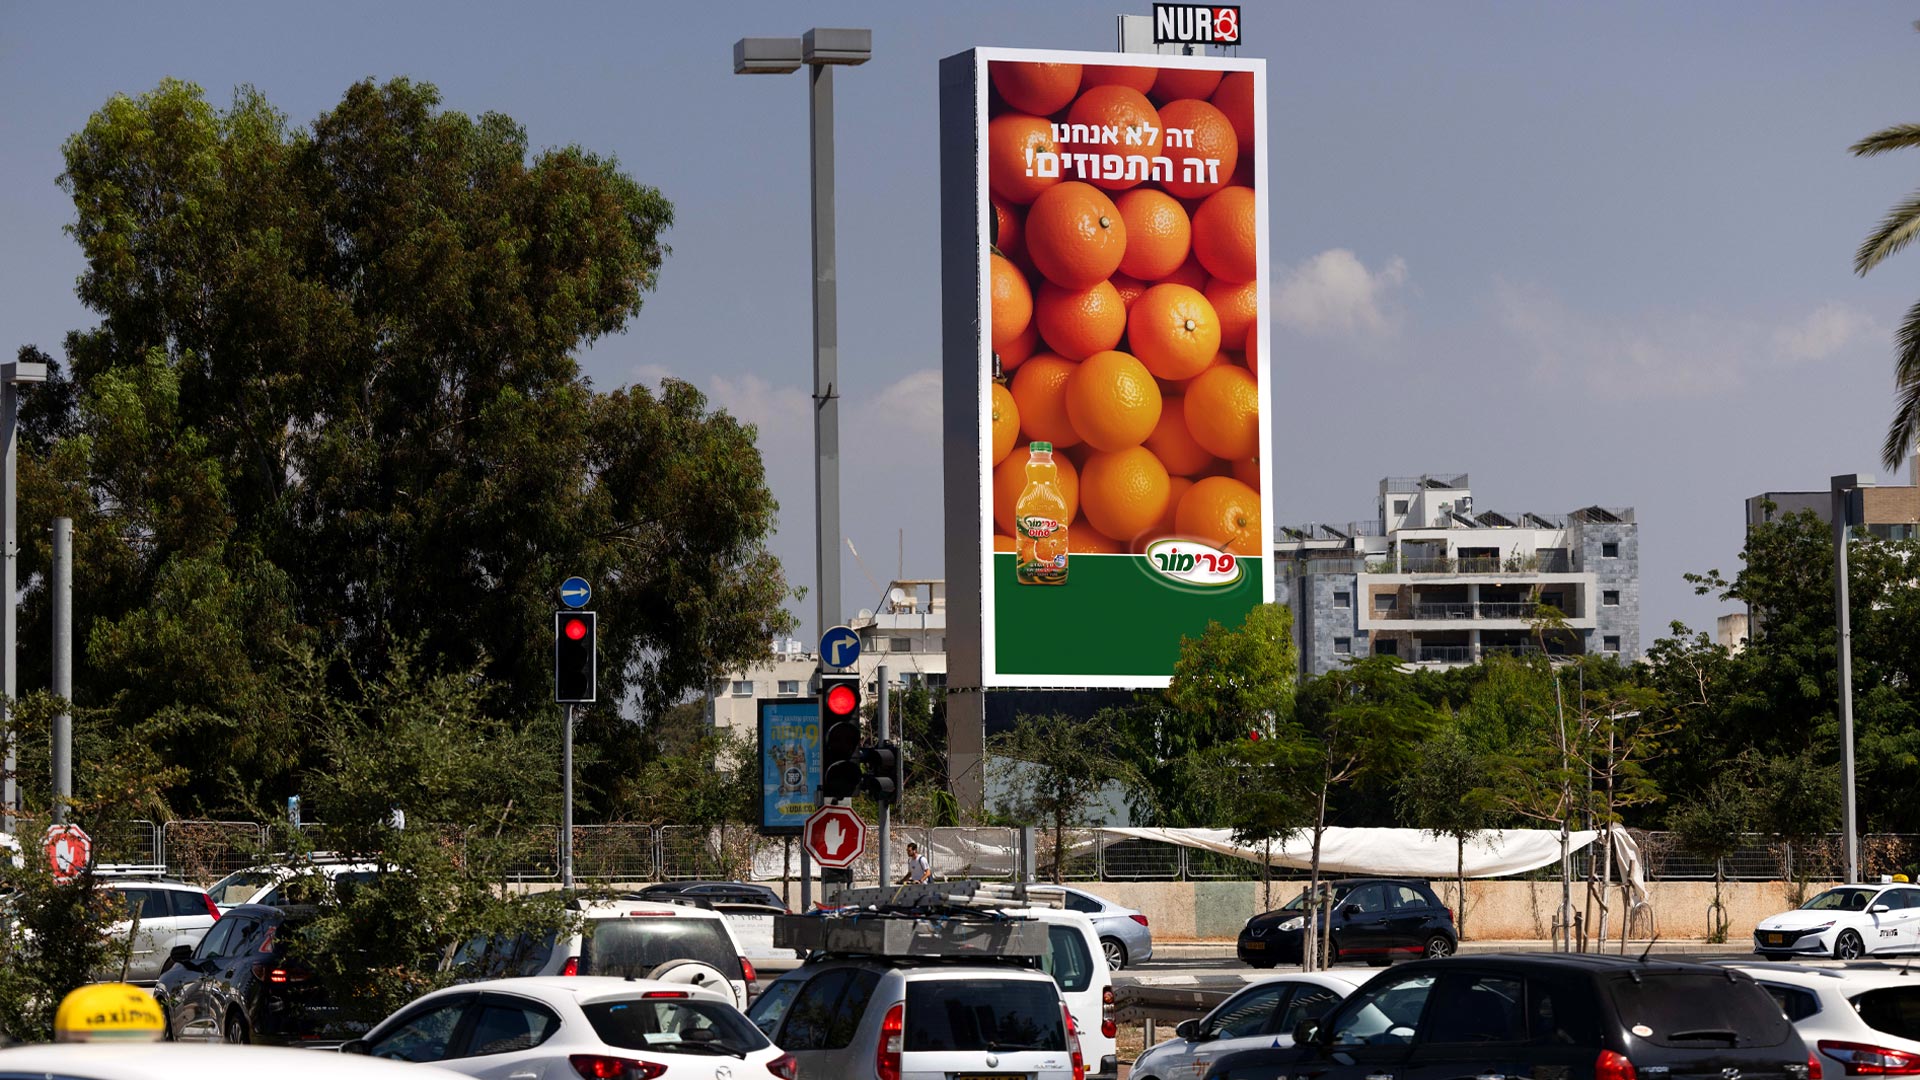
1279, 917, 1304, 932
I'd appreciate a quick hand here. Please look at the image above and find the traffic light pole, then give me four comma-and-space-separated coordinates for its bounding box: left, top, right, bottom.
877, 663, 890, 889
561, 703, 574, 889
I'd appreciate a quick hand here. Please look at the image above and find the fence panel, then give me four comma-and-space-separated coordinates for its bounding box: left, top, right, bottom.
1182, 845, 1262, 881
658, 825, 759, 881
572, 825, 658, 881
93, 819, 161, 867
1098, 835, 1180, 881
933, 826, 1018, 880
162, 820, 267, 882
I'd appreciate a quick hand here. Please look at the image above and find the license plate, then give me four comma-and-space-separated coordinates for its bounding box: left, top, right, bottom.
1244, 940, 1265, 950
1766, 933, 1786, 946
956, 1074, 1023, 1080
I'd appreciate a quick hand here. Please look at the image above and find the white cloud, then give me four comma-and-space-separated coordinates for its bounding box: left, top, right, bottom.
1271, 249, 1408, 338
1772, 302, 1876, 365
626, 362, 678, 388
867, 368, 942, 432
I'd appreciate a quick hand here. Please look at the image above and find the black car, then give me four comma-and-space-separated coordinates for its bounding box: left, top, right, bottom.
634, 880, 788, 910
1239, 878, 1455, 967
151, 903, 343, 1045
1204, 954, 1813, 1080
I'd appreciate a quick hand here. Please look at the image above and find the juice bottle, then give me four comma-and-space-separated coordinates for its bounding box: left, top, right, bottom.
1015, 441, 1069, 585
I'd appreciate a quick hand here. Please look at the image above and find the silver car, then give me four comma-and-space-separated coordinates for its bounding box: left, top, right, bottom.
1059, 885, 1154, 971
101, 878, 220, 985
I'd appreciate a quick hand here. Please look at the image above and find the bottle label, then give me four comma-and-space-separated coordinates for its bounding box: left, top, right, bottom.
1015, 515, 1068, 585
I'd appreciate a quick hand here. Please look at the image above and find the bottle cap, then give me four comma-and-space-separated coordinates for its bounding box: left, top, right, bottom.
1030, 441, 1052, 453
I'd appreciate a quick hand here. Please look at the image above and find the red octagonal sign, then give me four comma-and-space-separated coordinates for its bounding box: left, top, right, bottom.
803, 805, 866, 869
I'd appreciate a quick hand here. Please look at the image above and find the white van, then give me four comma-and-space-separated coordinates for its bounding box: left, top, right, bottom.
1009, 905, 1119, 1079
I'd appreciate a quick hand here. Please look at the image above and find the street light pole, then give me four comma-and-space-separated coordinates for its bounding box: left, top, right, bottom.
1832, 473, 1874, 884
1, 358, 46, 835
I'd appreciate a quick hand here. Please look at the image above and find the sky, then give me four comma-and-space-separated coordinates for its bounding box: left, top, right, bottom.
4, 1, 1920, 649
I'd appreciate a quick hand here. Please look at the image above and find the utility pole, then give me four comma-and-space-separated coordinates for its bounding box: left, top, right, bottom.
1832, 473, 1872, 884
1556, 674, 1572, 952
51, 517, 71, 824
561, 703, 574, 889
877, 663, 891, 888
2, 357, 46, 834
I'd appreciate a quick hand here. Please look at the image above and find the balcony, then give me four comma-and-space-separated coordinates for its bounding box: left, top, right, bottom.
1407, 642, 1574, 665
1364, 552, 1575, 575
1380, 600, 1554, 621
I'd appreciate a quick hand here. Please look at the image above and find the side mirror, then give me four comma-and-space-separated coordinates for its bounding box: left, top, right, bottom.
1293, 1018, 1321, 1047
1342, 905, 1362, 918
1175, 1019, 1200, 1040
1873, 904, 1892, 914
165, 944, 195, 971
339, 1039, 370, 1055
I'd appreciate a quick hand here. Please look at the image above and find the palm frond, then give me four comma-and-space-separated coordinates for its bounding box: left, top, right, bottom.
1851, 123, 1920, 158
1855, 188, 1920, 275
1883, 296, 1920, 471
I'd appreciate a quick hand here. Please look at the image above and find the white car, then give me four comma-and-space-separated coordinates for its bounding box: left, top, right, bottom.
1005, 905, 1120, 1079
204, 860, 386, 912
447, 899, 753, 1008
100, 876, 220, 984
0, 1043, 457, 1078
1753, 883, 1920, 960
1735, 962, 1920, 1074
345, 976, 794, 1080
1129, 972, 1364, 1080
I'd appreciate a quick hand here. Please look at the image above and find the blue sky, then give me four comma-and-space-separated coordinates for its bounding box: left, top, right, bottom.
4, 1, 1919, 647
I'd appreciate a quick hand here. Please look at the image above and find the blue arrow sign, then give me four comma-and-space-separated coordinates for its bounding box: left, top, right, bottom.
819, 625, 861, 670
559, 577, 592, 609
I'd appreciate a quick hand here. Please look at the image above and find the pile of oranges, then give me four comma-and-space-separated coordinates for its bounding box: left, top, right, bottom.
987, 61, 1263, 559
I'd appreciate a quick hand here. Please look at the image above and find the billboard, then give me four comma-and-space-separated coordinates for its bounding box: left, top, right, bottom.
942, 49, 1271, 689
758, 698, 820, 834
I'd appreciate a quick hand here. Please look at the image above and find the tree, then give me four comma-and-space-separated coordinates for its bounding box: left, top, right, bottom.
1149, 604, 1298, 825
988, 711, 1141, 882
1756, 749, 1842, 906
1668, 772, 1755, 942
1394, 721, 1495, 938
1850, 114, 1920, 469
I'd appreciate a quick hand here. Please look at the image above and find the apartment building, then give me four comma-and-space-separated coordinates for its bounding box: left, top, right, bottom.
1746, 451, 1920, 539
1273, 473, 1640, 676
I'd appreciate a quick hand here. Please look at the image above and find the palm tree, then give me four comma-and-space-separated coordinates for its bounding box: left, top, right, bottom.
1851, 118, 1920, 470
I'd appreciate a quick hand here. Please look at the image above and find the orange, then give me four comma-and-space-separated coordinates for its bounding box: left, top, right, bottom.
1205, 277, 1258, 354
1035, 280, 1126, 361
1183, 365, 1259, 460
1081, 446, 1172, 543
1025, 182, 1127, 289
1065, 350, 1162, 452
1009, 353, 1082, 448
991, 382, 1019, 466
1151, 68, 1224, 105
1159, 251, 1210, 291
1128, 283, 1222, 381
992, 62, 1082, 116
1155, 99, 1239, 200
997, 320, 1040, 375
1192, 186, 1257, 284
993, 198, 1026, 264
1143, 397, 1216, 476
994, 445, 1079, 535
990, 254, 1033, 353
1232, 455, 1261, 490
1081, 64, 1158, 94
1110, 272, 1148, 309
988, 113, 1063, 206
1115, 189, 1191, 281
1244, 316, 1260, 382
1068, 515, 1125, 553
1137, 475, 1196, 551
1176, 476, 1262, 555
1064, 85, 1163, 191
994, 534, 1017, 553
1210, 71, 1257, 160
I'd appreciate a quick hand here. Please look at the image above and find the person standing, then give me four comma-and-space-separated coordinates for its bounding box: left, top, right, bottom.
906, 842, 931, 884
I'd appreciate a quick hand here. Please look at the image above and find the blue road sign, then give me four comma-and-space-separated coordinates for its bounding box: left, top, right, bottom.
560, 577, 592, 609
819, 625, 861, 669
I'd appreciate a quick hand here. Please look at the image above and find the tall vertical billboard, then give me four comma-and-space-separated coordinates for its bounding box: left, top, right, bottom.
942, 49, 1271, 690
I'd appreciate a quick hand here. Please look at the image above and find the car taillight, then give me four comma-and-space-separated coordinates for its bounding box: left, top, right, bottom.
877, 1002, 904, 1080
203, 894, 221, 920
1064, 1004, 1085, 1080
254, 964, 310, 985
569, 1055, 666, 1080
641, 991, 687, 998
741, 956, 756, 983
1819, 1041, 1920, 1075
1101, 985, 1116, 1039
1810, 1048, 1825, 1080
1130, 914, 1149, 927
561, 955, 579, 977
1595, 1049, 1637, 1080
767, 1052, 799, 1080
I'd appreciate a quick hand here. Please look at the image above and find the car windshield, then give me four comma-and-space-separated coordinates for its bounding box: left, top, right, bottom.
1803, 887, 1882, 911
582, 997, 769, 1056
581, 917, 745, 980
1854, 987, 1920, 1041
1280, 886, 1351, 912
903, 979, 1066, 1053
205, 870, 276, 906
1606, 974, 1792, 1048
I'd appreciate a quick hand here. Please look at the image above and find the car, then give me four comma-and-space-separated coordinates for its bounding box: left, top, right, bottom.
98, 874, 221, 985
0, 1043, 461, 1079
1203, 954, 1813, 1080
342, 975, 795, 1079
1753, 882, 1920, 960
1129, 972, 1364, 1080
1734, 961, 1920, 1074
1007, 903, 1121, 1079
747, 956, 1085, 1080
1237, 878, 1456, 968
633, 880, 789, 910
150, 902, 346, 1045
1056, 884, 1154, 970
204, 859, 385, 912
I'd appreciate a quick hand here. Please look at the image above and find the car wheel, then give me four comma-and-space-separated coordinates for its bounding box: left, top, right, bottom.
1835, 930, 1866, 960
223, 1012, 249, 1045
1422, 934, 1456, 959
1101, 937, 1127, 971
158, 1003, 174, 1042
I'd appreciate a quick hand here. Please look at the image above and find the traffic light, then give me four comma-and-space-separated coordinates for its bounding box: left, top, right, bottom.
554, 611, 597, 703
819, 674, 862, 799
857, 741, 902, 804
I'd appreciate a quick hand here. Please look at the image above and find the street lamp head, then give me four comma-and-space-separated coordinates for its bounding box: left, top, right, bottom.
802, 27, 872, 66
0, 362, 47, 385
734, 36, 804, 74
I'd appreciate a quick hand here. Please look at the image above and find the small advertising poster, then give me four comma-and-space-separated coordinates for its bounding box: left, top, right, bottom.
758, 699, 819, 834
943, 48, 1271, 689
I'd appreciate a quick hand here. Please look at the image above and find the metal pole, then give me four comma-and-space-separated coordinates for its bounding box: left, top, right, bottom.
1, 380, 15, 835
1833, 476, 1862, 884
809, 61, 842, 649
561, 703, 574, 889
1556, 673, 1572, 951
877, 663, 890, 888
51, 517, 70, 824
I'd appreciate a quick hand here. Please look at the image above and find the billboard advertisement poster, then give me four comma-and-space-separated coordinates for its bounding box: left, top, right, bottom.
942, 48, 1271, 690
758, 698, 819, 834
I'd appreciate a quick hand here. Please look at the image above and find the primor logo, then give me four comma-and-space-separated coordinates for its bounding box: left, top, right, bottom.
1146, 538, 1243, 587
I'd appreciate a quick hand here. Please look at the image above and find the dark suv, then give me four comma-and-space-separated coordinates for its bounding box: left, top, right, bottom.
1239, 878, 1455, 967
1204, 954, 1813, 1080
151, 903, 344, 1045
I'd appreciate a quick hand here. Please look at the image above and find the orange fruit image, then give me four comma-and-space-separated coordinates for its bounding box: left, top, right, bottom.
1183, 364, 1260, 460
1065, 350, 1162, 452
1110, 272, 1148, 309
1009, 353, 1082, 449
994, 444, 1079, 535
988, 113, 1063, 206
1081, 446, 1172, 543
991, 382, 1020, 466
997, 320, 1040, 375
990, 254, 1033, 353
1143, 397, 1216, 476
1192, 186, 1257, 284
1159, 251, 1210, 291
1205, 277, 1258, 354
1064, 85, 1163, 191
1026, 182, 1127, 289
992, 63, 1082, 116
1155, 99, 1239, 200
1151, 68, 1224, 105
1081, 64, 1158, 94
1210, 71, 1257, 160
1176, 476, 1262, 555
994, 534, 1017, 552
1232, 455, 1261, 489
1128, 283, 1222, 381
1115, 188, 1191, 281
1137, 475, 1197, 551
1244, 317, 1260, 382
1036, 279, 1126, 361
993, 198, 1027, 264
1068, 515, 1125, 553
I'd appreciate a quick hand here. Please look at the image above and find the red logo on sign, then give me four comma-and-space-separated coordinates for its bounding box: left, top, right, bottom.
803, 805, 867, 869
1212, 7, 1239, 43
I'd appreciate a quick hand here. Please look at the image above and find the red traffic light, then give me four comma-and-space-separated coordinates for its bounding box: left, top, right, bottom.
825, 684, 858, 715
564, 618, 588, 641
1248, 730, 1261, 741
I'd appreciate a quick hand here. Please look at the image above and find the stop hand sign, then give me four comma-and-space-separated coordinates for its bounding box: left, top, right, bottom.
803, 805, 866, 869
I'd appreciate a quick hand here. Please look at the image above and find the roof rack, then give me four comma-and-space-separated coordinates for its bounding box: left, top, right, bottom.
91, 864, 171, 880
772, 879, 1057, 959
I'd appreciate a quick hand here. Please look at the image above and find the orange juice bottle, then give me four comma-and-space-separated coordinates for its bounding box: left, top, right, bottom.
1015, 441, 1069, 585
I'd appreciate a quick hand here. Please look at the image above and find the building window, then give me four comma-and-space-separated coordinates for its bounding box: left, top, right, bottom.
1333, 590, 1351, 608
1603, 635, 1621, 654
1375, 638, 1398, 657
890, 637, 913, 654
1602, 590, 1619, 607
729, 680, 753, 697
777, 680, 800, 696
1601, 542, 1620, 558
1393, 499, 1409, 514
1334, 637, 1352, 655
1374, 594, 1398, 612
926, 673, 948, 690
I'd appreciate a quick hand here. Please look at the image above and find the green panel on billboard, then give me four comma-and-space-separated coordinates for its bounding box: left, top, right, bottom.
992, 552, 1264, 676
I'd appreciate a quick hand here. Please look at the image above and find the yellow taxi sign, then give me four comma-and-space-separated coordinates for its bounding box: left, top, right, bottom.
53, 983, 165, 1042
